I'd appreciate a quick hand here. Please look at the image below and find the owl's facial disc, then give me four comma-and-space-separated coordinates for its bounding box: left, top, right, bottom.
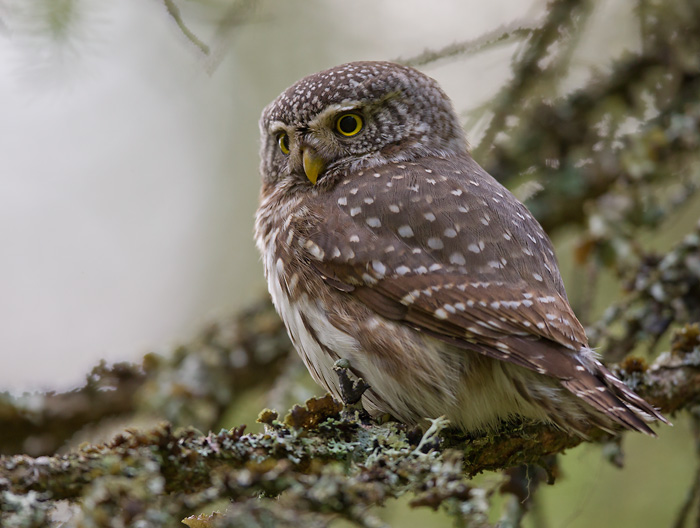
260, 61, 469, 188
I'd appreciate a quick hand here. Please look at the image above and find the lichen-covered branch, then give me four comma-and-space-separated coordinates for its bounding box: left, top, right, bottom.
589, 222, 700, 361
468, 0, 700, 237
1, 343, 699, 527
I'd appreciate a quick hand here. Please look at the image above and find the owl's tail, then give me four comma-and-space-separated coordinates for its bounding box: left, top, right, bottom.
494, 336, 671, 436
560, 352, 670, 437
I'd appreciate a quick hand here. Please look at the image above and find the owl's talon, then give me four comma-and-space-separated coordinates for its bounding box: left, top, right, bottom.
333, 359, 370, 406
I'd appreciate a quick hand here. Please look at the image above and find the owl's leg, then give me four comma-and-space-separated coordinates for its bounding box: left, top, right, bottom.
333, 358, 370, 405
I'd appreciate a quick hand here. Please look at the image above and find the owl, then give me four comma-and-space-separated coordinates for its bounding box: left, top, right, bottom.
255, 61, 667, 437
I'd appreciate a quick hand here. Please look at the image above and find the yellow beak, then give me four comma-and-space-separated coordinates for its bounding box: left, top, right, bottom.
302, 148, 325, 185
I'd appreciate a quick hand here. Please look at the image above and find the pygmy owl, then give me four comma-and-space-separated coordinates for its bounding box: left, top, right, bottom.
255, 61, 667, 437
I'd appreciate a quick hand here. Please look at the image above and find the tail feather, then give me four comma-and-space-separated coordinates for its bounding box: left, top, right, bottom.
503, 337, 670, 436
562, 371, 656, 436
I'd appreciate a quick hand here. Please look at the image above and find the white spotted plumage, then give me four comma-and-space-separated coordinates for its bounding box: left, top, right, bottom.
255, 61, 669, 437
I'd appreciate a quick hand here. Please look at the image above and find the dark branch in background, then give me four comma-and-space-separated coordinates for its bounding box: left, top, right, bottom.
474, 0, 594, 164
0, 300, 291, 456
472, 0, 700, 236
0, 362, 145, 457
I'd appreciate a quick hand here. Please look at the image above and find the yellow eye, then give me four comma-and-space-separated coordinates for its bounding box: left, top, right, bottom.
335, 113, 363, 137
277, 132, 290, 155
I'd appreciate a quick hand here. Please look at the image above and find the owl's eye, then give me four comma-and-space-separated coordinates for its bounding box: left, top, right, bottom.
335, 113, 363, 137
277, 132, 290, 155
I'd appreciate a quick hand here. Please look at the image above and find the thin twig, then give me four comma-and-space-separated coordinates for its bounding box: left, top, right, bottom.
397, 19, 540, 68
163, 0, 210, 56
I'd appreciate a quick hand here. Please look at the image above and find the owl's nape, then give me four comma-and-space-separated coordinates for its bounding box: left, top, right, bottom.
255, 61, 669, 437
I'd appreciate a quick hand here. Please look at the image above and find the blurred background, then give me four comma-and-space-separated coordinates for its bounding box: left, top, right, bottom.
1, 0, 699, 526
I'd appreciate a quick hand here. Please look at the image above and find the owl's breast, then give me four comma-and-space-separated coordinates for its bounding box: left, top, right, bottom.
255, 189, 360, 397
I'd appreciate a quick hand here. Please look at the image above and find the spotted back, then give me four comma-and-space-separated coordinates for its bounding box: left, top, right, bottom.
298, 154, 588, 355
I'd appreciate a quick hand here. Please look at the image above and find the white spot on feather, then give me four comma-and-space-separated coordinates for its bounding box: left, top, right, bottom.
427, 237, 444, 250
372, 260, 386, 277
362, 273, 377, 284
449, 252, 466, 265
396, 265, 411, 275
398, 225, 414, 238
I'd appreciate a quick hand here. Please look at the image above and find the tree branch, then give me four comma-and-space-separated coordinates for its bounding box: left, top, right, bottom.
1, 343, 698, 526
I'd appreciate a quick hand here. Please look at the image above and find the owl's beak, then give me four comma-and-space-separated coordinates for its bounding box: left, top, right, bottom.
302, 147, 325, 185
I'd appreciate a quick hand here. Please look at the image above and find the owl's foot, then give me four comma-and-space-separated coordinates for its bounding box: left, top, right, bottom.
333, 358, 370, 406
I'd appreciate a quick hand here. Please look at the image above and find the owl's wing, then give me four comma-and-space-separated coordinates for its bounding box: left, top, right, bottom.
299, 156, 667, 433
304, 156, 588, 358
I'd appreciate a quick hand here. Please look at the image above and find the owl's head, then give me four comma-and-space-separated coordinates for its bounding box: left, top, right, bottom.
259, 61, 467, 189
